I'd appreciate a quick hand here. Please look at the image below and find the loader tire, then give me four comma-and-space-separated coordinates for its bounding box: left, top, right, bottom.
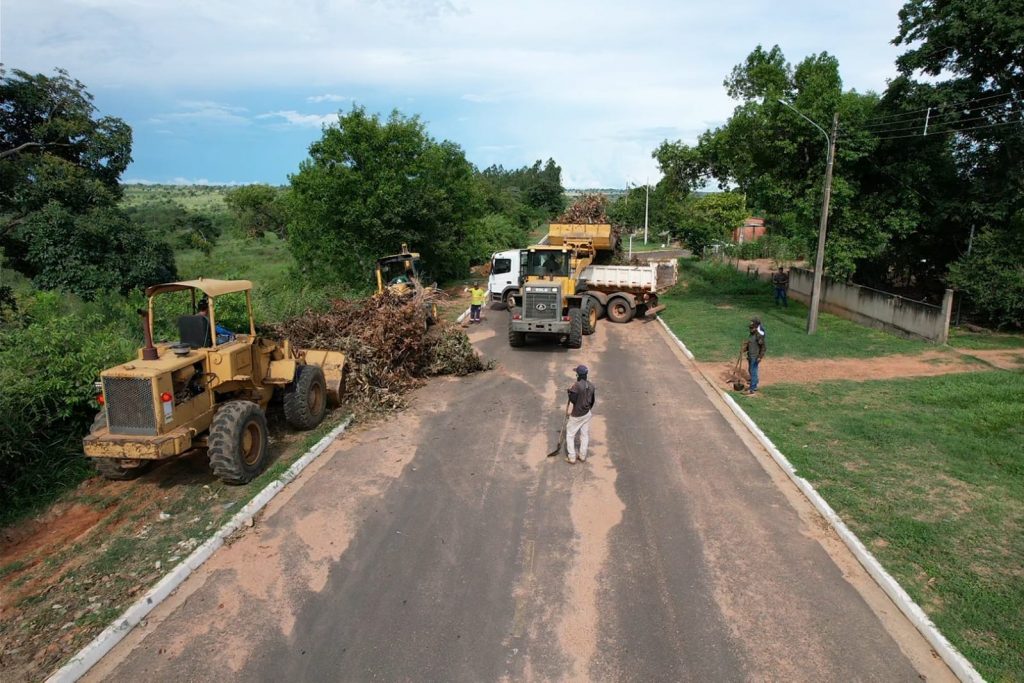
567, 308, 583, 349
607, 297, 634, 323
283, 364, 327, 430
209, 401, 269, 485
508, 309, 526, 347
582, 297, 599, 335
89, 412, 152, 480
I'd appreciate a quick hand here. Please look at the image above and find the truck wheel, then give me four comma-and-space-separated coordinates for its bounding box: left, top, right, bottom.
508, 309, 526, 347
607, 297, 634, 323
582, 298, 599, 335
283, 365, 327, 430
89, 412, 152, 480
209, 401, 269, 484
567, 308, 583, 349
503, 290, 518, 309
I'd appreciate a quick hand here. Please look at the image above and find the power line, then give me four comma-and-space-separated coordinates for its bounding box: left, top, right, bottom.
853, 118, 1023, 142
840, 111, 1016, 138
856, 90, 1018, 126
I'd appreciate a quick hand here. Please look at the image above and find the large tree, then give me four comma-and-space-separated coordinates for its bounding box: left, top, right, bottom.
1, 68, 175, 297
287, 107, 481, 286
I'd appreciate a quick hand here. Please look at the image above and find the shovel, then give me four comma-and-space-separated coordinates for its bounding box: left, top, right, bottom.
547, 399, 571, 457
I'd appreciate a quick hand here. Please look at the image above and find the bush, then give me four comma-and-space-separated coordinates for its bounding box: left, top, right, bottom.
733, 234, 809, 261
948, 222, 1024, 330
0, 290, 141, 524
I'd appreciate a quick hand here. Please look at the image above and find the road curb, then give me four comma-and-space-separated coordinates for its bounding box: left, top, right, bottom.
46, 416, 353, 683
655, 317, 983, 683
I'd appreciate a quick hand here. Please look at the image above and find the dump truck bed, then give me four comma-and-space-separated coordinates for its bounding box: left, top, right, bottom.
581, 260, 678, 294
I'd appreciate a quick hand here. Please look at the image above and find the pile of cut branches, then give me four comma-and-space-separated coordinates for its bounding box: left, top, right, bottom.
266, 289, 492, 414
556, 193, 609, 223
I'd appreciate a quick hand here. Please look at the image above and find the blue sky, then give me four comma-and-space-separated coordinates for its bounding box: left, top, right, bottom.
2, 0, 908, 187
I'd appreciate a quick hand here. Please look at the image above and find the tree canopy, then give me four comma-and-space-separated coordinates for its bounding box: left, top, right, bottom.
1, 68, 175, 297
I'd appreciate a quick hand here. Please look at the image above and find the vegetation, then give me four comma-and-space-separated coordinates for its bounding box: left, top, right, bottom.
742, 373, 1024, 681
649, 0, 1023, 327
659, 260, 926, 361
0, 68, 176, 298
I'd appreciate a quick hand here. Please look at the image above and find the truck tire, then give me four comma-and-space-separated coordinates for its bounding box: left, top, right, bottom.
567, 308, 584, 349
607, 297, 634, 323
508, 309, 526, 347
89, 412, 152, 480
283, 364, 327, 430
209, 401, 269, 484
582, 297, 599, 335
503, 289, 518, 309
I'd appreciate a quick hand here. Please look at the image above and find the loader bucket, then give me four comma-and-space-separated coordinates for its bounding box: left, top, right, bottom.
303, 349, 346, 406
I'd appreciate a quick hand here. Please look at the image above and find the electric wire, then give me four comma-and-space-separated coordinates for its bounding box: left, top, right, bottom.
841, 118, 1023, 142
854, 90, 1018, 127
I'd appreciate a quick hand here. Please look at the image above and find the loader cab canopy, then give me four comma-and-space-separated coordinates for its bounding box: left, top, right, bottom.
524, 248, 570, 278
145, 279, 256, 346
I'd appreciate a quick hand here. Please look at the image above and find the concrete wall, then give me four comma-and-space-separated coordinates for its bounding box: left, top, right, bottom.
783, 267, 953, 343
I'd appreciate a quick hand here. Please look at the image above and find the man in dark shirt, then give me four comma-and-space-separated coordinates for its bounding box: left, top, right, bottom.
743, 318, 766, 395
772, 267, 789, 307
566, 364, 596, 464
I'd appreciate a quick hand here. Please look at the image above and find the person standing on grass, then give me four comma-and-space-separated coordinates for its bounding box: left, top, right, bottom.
566, 364, 596, 464
467, 283, 487, 323
742, 317, 766, 395
772, 267, 789, 307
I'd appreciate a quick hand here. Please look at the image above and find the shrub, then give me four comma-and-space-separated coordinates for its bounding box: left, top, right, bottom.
0, 291, 140, 523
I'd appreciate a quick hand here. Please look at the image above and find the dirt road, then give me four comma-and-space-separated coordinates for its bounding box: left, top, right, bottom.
87, 309, 954, 682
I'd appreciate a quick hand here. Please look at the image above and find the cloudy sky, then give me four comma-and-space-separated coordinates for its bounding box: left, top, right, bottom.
2, 0, 908, 187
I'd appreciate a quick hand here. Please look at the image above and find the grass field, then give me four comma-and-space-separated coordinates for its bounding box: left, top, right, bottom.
660, 258, 1024, 681
122, 183, 234, 213
741, 374, 1024, 680
659, 260, 928, 361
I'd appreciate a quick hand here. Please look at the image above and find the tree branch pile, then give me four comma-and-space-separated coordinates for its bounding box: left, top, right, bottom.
266, 289, 492, 415
556, 193, 609, 224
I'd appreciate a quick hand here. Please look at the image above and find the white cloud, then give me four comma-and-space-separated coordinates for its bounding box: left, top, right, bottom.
307, 93, 348, 103
257, 110, 338, 127
150, 101, 249, 125
4, 0, 910, 185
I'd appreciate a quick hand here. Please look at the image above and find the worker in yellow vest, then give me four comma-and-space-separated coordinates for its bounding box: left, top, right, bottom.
467, 284, 487, 323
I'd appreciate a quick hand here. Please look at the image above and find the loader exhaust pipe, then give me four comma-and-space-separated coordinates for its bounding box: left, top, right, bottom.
138, 308, 159, 360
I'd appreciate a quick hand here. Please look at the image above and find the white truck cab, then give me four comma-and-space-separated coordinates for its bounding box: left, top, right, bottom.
488, 249, 521, 307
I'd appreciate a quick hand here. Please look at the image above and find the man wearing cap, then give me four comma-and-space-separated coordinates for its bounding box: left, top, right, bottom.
743, 318, 766, 395
565, 364, 596, 464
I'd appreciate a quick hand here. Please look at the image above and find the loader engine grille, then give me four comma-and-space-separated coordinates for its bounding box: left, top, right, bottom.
524, 289, 560, 321
103, 377, 157, 435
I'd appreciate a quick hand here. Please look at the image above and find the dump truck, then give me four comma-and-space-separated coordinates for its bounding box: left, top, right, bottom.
83, 279, 345, 484
375, 243, 438, 326
495, 223, 678, 348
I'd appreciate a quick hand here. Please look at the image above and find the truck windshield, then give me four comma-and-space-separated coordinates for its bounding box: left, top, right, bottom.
526, 251, 569, 277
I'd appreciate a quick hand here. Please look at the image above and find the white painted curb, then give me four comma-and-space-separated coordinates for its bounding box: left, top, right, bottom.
656, 318, 984, 683
47, 416, 353, 683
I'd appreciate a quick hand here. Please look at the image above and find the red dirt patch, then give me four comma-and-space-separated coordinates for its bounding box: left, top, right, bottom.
702, 350, 985, 388
0, 502, 105, 567
961, 348, 1024, 371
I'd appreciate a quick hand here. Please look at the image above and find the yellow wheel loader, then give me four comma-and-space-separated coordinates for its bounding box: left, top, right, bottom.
83, 279, 345, 484
375, 243, 438, 326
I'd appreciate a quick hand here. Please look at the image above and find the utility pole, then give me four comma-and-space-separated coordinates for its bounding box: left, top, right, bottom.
806, 112, 839, 335
644, 179, 650, 245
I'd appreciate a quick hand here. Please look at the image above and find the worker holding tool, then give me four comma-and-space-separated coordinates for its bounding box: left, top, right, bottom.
742, 317, 766, 395
565, 364, 596, 464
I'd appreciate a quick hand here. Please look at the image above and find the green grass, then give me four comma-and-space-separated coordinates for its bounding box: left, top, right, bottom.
659, 260, 928, 361
625, 239, 676, 252
741, 372, 1024, 681
948, 328, 1024, 350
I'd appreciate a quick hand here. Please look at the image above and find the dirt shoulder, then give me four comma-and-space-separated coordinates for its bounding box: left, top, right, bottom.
697, 348, 1007, 388
0, 413, 337, 682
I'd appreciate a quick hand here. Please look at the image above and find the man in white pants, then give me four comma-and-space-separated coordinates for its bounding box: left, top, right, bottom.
565, 364, 596, 464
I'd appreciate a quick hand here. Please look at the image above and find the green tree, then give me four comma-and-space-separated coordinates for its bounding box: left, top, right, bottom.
0, 68, 175, 296
288, 107, 481, 286
225, 184, 289, 239
676, 192, 747, 255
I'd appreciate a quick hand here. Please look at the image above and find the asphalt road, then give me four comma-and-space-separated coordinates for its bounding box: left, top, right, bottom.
89, 307, 953, 682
